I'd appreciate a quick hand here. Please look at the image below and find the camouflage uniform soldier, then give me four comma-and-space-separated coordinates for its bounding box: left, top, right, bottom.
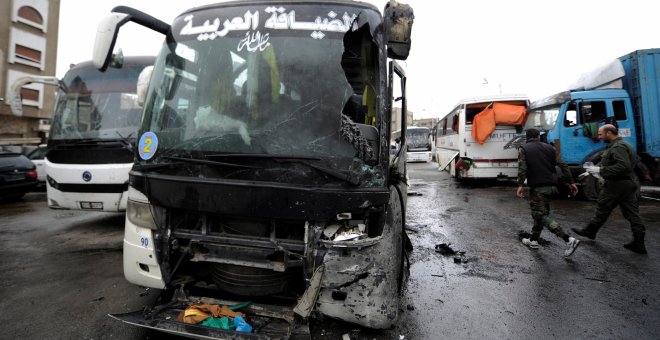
572, 124, 647, 254
517, 129, 581, 257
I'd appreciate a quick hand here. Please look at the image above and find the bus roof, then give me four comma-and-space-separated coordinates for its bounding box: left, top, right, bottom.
392, 126, 429, 134
453, 93, 529, 106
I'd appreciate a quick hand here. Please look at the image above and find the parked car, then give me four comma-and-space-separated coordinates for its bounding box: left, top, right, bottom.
26, 144, 47, 187
0, 151, 38, 201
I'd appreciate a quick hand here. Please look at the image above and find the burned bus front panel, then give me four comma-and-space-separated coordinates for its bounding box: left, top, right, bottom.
315, 186, 404, 329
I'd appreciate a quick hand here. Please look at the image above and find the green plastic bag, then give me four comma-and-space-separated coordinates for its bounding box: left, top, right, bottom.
201, 317, 235, 330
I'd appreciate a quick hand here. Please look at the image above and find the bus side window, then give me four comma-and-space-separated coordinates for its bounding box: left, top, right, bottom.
452, 115, 459, 132
442, 119, 447, 135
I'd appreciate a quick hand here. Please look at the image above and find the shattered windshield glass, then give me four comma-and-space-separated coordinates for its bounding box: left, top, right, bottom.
139, 4, 384, 187
523, 106, 560, 131
50, 62, 149, 140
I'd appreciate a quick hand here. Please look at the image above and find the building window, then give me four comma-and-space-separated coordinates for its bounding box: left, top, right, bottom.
21, 88, 40, 102
18, 6, 43, 25
15, 44, 42, 64
6, 69, 45, 110
12, 0, 49, 32
9, 28, 46, 70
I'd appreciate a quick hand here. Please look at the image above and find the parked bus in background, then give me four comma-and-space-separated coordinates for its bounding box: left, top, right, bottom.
392, 126, 433, 162
44, 56, 154, 211
435, 94, 529, 180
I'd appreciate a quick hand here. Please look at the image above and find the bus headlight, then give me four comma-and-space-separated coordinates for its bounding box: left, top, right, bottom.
127, 199, 157, 230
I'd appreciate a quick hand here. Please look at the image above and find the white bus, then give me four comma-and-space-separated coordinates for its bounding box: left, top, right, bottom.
392, 126, 433, 162
43, 56, 155, 211
435, 94, 529, 180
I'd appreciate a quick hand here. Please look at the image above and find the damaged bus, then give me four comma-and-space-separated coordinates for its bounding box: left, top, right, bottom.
435, 94, 529, 180
92, 0, 414, 337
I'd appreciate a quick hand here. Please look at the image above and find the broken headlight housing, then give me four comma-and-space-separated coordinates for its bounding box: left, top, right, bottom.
126, 199, 157, 230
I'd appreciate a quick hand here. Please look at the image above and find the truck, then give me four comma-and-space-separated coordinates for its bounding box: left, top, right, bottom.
518, 49, 660, 199
435, 94, 529, 180
91, 0, 414, 338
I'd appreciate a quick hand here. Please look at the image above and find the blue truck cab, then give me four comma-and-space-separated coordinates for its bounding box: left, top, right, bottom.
522, 49, 660, 198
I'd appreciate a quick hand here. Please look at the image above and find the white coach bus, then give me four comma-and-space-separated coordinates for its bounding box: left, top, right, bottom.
435, 94, 529, 180
392, 126, 433, 162
45, 56, 155, 211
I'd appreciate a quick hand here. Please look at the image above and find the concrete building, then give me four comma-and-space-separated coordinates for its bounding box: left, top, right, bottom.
391, 106, 413, 134
0, 0, 60, 147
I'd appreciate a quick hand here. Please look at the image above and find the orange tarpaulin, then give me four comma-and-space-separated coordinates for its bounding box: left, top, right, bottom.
471, 107, 496, 145
493, 102, 527, 125
471, 103, 527, 144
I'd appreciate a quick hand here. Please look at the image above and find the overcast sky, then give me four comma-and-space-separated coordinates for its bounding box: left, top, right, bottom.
57, 0, 659, 119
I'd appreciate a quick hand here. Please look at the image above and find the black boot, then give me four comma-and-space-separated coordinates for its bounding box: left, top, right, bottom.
571, 227, 597, 240
624, 232, 647, 254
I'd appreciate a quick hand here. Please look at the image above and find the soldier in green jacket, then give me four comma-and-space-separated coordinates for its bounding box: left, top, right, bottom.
572, 124, 647, 254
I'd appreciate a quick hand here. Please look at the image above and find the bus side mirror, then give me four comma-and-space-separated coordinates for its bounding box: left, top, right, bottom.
8, 78, 28, 116
137, 66, 153, 107
384, 1, 414, 60
93, 13, 131, 71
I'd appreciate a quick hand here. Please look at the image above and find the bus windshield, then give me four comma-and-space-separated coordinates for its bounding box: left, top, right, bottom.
523, 105, 560, 131
50, 60, 152, 141
139, 4, 384, 185
407, 128, 431, 149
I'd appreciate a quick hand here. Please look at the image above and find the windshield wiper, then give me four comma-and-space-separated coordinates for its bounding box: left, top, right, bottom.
133, 161, 188, 171
133, 155, 260, 172
50, 139, 115, 149
299, 160, 360, 186
206, 153, 358, 185
115, 131, 135, 146
163, 156, 261, 169
206, 153, 320, 161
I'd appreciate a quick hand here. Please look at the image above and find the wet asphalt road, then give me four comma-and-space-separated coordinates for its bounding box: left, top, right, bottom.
1, 162, 659, 339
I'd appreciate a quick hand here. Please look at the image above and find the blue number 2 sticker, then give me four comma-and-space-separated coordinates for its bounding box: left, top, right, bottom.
140, 237, 149, 248
138, 132, 158, 160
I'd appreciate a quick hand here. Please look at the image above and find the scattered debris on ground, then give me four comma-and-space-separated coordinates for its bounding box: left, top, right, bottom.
435, 243, 457, 255
435, 243, 470, 263
405, 223, 427, 233
453, 251, 468, 264
341, 329, 361, 340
